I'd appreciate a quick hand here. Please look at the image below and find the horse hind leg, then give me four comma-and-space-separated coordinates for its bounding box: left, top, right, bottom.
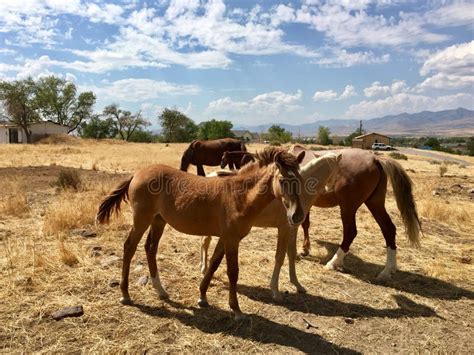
200, 236, 212, 275
365, 200, 397, 281
325, 207, 356, 271
121, 213, 153, 305
300, 213, 311, 256
144, 214, 168, 299
197, 164, 206, 176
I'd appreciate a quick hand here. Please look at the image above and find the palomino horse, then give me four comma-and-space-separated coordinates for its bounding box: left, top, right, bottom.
200, 152, 342, 300
96, 148, 306, 320
220, 151, 255, 170
180, 138, 246, 176
289, 145, 421, 281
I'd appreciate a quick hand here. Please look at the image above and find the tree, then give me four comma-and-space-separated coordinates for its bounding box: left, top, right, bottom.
197, 119, 234, 140
266, 124, 292, 143
0, 78, 40, 143
78, 115, 117, 139
103, 104, 150, 141
317, 126, 331, 145
35, 76, 96, 133
466, 137, 474, 156
424, 137, 441, 150
127, 129, 156, 143
158, 108, 197, 142
343, 127, 366, 146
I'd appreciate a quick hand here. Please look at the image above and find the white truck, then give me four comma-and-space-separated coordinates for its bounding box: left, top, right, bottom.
372, 142, 393, 151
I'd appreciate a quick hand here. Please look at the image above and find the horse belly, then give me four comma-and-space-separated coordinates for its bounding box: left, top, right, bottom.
160, 207, 222, 236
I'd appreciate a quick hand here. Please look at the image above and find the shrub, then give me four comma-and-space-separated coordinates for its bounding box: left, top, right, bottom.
270, 141, 281, 146
389, 152, 408, 160
55, 169, 82, 190
439, 164, 448, 177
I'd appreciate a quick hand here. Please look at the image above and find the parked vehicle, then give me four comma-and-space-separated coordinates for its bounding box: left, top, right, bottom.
372, 142, 393, 151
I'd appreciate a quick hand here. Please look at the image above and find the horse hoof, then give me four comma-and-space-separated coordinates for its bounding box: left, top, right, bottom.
324, 262, 337, 271
297, 286, 307, 294
300, 250, 309, 257
198, 298, 209, 308
272, 292, 283, 302
120, 297, 132, 305
376, 270, 394, 282
159, 292, 169, 300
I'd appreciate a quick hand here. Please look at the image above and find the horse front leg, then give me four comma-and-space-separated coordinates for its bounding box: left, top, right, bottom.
197, 164, 206, 176
287, 227, 306, 294
198, 238, 225, 307
301, 212, 311, 256
200, 236, 212, 275
270, 227, 290, 301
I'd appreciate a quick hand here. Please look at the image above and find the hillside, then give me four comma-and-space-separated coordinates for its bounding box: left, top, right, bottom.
236, 108, 474, 136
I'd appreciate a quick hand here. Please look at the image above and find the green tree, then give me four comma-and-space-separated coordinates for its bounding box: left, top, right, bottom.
266, 124, 292, 143
197, 119, 234, 140
466, 137, 474, 156
78, 115, 117, 139
127, 129, 156, 143
317, 126, 331, 145
35, 76, 96, 133
0, 78, 40, 143
103, 104, 150, 141
424, 137, 441, 150
158, 108, 197, 142
343, 127, 366, 146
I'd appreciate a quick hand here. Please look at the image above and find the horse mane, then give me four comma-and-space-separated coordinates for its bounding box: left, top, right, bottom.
238, 147, 300, 175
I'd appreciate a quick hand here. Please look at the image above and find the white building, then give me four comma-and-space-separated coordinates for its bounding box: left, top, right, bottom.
0, 120, 70, 144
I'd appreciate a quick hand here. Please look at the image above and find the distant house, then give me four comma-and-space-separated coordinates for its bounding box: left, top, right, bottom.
0, 120, 70, 144
232, 129, 259, 142
352, 132, 390, 149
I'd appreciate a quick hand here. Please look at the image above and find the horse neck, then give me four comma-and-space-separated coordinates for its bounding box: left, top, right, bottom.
299, 158, 333, 212
233, 165, 276, 218
180, 147, 192, 171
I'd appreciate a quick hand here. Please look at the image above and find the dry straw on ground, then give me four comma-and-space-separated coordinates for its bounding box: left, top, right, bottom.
0, 140, 473, 353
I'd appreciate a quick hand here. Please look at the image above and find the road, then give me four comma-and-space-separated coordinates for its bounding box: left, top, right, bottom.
397, 148, 472, 166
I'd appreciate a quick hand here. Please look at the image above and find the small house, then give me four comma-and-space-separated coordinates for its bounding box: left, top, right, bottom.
232, 129, 259, 142
0, 120, 70, 144
352, 132, 390, 149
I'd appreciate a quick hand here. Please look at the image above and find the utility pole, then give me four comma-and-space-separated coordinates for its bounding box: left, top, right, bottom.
359, 120, 363, 135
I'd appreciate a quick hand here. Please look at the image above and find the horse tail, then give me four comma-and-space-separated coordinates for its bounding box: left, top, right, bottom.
180, 140, 196, 172
377, 157, 421, 247
96, 177, 132, 224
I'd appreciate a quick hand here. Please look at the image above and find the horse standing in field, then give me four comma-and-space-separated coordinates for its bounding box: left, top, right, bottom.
96, 148, 306, 320
289, 145, 421, 281
180, 138, 246, 176
200, 152, 342, 301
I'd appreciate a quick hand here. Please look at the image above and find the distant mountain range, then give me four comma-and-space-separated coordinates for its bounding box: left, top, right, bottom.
234, 108, 474, 137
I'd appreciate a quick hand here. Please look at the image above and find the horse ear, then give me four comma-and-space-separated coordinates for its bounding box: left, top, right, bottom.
296, 151, 305, 164
336, 153, 342, 162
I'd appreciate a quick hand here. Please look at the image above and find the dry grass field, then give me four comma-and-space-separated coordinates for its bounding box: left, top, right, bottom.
1, 138, 473, 353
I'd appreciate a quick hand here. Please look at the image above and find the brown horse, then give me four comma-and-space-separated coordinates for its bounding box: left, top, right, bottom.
96, 148, 306, 320
289, 145, 421, 281
180, 138, 246, 176
220, 151, 255, 170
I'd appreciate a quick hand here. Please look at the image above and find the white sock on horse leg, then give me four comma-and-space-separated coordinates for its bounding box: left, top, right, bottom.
325, 247, 347, 270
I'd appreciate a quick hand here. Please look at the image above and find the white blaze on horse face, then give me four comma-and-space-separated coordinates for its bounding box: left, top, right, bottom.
377, 247, 398, 281
325, 247, 348, 270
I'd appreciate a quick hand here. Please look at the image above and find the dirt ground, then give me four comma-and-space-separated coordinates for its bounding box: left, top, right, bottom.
0, 139, 473, 353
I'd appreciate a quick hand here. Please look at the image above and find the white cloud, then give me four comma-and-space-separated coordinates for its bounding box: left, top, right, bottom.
313, 90, 338, 102
346, 92, 474, 119
206, 90, 303, 123
314, 48, 390, 67
313, 85, 357, 101
81, 78, 201, 103
364, 80, 408, 98
417, 41, 474, 92
424, 1, 474, 27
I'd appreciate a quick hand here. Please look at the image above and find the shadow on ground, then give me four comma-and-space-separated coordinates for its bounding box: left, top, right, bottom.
132, 300, 359, 354
309, 241, 474, 300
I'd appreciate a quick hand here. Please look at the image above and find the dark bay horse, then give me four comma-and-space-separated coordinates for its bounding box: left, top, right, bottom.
220, 151, 255, 170
180, 138, 246, 176
289, 145, 421, 281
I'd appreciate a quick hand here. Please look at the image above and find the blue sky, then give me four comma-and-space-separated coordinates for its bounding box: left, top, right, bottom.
0, 0, 473, 127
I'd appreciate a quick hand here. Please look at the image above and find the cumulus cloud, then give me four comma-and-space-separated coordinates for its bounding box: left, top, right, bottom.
313, 85, 357, 101
364, 80, 408, 98
417, 41, 474, 91
206, 90, 303, 123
